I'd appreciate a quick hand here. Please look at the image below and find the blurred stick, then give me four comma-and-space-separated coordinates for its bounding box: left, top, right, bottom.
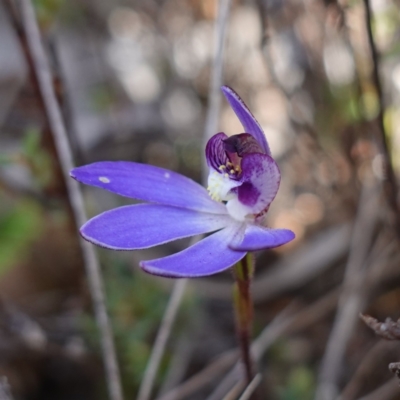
142, 0, 231, 395
363, 0, 400, 236
238, 374, 261, 400
0, 377, 14, 400
339, 341, 399, 400
157, 333, 194, 395
255, 0, 323, 146
222, 381, 245, 400
158, 289, 338, 400
202, 0, 231, 181
207, 290, 339, 400
10, 1, 123, 400
356, 377, 399, 400
137, 279, 187, 400
156, 349, 239, 400
315, 184, 380, 400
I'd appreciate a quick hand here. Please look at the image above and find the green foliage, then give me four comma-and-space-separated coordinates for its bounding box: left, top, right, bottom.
33, 0, 65, 25
279, 366, 315, 400
268, 340, 315, 400
90, 85, 116, 112
0, 153, 14, 165
0, 200, 42, 275
82, 256, 184, 396
22, 128, 54, 189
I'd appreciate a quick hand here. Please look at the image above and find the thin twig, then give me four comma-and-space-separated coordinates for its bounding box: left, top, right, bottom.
315, 183, 380, 400
156, 349, 239, 400
157, 333, 194, 395
238, 374, 262, 400
137, 279, 187, 400
207, 292, 339, 400
13, 1, 123, 399
143, 0, 231, 395
222, 381, 245, 400
356, 377, 399, 400
0, 377, 14, 400
255, 0, 323, 146
339, 341, 399, 400
363, 0, 400, 236
202, 0, 231, 182
159, 289, 338, 400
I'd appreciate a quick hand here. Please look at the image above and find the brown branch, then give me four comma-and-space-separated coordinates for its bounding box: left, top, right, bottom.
315, 183, 380, 400
340, 341, 399, 400
356, 377, 399, 400
363, 0, 400, 237
205, 290, 339, 400
156, 350, 239, 400
6, 1, 124, 399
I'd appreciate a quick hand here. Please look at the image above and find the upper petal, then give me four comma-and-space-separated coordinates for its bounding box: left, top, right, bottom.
221, 86, 271, 156
81, 204, 232, 250
229, 224, 295, 251
140, 225, 246, 278
71, 161, 226, 214
238, 153, 281, 214
205, 132, 229, 171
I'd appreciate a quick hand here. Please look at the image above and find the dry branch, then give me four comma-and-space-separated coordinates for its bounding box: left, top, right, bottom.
356, 378, 399, 400
8, 1, 123, 399
361, 315, 400, 341
315, 183, 380, 400
363, 0, 400, 236
137, 279, 187, 400
204, 290, 339, 400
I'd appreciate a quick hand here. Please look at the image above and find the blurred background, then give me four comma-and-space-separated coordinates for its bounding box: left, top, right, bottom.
1, 0, 400, 399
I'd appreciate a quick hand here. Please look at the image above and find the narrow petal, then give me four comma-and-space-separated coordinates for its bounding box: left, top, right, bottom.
230, 224, 295, 251
141, 225, 246, 278
81, 204, 231, 250
71, 161, 226, 214
221, 86, 271, 155
238, 153, 280, 213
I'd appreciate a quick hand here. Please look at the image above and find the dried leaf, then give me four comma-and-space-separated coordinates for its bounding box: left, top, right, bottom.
360, 314, 400, 340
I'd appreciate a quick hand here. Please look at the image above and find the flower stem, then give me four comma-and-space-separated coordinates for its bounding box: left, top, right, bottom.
233, 253, 255, 384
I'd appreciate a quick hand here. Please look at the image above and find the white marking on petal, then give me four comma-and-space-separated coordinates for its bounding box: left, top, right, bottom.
226, 198, 252, 222
207, 170, 240, 202
99, 176, 110, 183
164, 172, 170, 179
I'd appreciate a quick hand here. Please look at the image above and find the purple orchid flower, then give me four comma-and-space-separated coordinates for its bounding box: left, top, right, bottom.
70, 86, 295, 278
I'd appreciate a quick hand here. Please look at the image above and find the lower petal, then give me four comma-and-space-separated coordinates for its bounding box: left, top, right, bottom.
141, 225, 246, 278
81, 204, 231, 250
238, 153, 281, 215
229, 224, 295, 251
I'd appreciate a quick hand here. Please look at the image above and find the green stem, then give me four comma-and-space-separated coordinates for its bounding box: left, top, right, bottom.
233, 253, 255, 384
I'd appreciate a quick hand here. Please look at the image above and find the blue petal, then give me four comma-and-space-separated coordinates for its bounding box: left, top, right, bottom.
229, 224, 295, 251
141, 225, 246, 277
221, 86, 271, 155
71, 161, 226, 214
81, 204, 231, 250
